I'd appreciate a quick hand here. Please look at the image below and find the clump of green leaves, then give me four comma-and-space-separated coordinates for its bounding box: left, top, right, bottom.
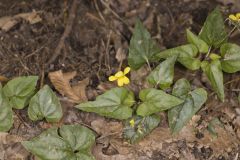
22, 125, 95, 160
168, 78, 207, 134
0, 76, 64, 132
75, 87, 183, 120
123, 115, 160, 143
128, 7, 240, 102
0, 76, 38, 132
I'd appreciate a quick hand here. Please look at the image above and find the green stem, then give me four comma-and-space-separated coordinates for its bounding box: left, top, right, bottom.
205, 46, 212, 58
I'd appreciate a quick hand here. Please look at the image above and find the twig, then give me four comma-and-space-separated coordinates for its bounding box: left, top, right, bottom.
99, 0, 133, 33
47, 0, 79, 65
13, 110, 31, 129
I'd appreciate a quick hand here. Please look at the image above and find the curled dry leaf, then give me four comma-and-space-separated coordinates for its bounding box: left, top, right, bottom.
0, 11, 42, 31
48, 70, 89, 103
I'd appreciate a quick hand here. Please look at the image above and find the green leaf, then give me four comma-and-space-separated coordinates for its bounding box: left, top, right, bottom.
199, 7, 227, 48
178, 57, 201, 70
123, 115, 160, 144
22, 124, 95, 160
172, 78, 191, 99
209, 53, 221, 60
168, 87, 207, 134
186, 29, 209, 53
28, 85, 63, 123
147, 56, 177, 89
136, 88, 184, 116
156, 44, 198, 59
128, 20, 160, 70
3, 76, 38, 109
207, 118, 223, 138
201, 60, 224, 101
155, 44, 200, 70
0, 84, 13, 132
75, 87, 135, 120
220, 43, 240, 73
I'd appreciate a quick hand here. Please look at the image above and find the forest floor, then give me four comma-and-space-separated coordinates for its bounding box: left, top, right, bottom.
0, 0, 240, 159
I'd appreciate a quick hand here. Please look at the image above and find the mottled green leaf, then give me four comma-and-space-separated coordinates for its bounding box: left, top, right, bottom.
28, 85, 63, 122
123, 115, 160, 144
137, 88, 184, 116
147, 56, 177, 89
0, 84, 13, 132
199, 7, 227, 48
172, 78, 191, 99
3, 76, 38, 109
220, 43, 240, 73
201, 60, 224, 101
186, 29, 209, 53
178, 56, 201, 70
22, 125, 95, 160
75, 87, 135, 120
155, 44, 200, 70
128, 20, 160, 70
168, 86, 207, 134
156, 44, 198, 59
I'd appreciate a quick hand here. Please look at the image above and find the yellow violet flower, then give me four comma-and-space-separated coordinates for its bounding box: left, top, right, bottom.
129, 119, 135, 127
108, 67, 131, 86
229, 13, 240, 21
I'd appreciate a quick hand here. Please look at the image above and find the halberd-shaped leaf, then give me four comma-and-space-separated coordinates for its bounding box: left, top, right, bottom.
155, 44, 200, 70
220, 43, 240, 73
28, 85, 63, 122
147, 56, 177, 89
22, 125, 95, 160
128, 20, 160, 70
168, 79, 207, 133
0, 84, 13, 132
75, 87, 135, 120
136, 88, 184, 116
3, 76, 38, 109
186, 29, 209, 53
201, 60, 224, 101
123, 115, 160, 144
199, 7, 227, 48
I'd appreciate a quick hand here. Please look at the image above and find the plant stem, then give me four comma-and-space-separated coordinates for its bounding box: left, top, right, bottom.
205, 46, 212, 58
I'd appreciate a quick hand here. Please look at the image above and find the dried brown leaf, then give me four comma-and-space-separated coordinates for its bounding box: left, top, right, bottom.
115, 47, 126, 63
48, 70, 89, 103
0, 11, 41, 31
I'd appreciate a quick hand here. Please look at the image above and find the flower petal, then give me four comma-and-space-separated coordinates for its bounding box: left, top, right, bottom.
229, 14, 237, 21
124, 67, 131, 75
109, 76, 117, 81
236, 13, 240, 19
117, 78, 124, 86
115, 71, 124, 78
122, 76, 130, 85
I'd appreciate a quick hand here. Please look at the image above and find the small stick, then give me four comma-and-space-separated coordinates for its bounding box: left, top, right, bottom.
47, 0, 79, 65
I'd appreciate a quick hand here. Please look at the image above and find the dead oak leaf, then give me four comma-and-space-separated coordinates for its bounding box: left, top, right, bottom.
48, 70, 89, 103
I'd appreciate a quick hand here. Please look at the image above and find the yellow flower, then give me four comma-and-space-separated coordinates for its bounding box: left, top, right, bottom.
229, 13, 240, 21
129, 119, 135, 127
108, 67, 131, 86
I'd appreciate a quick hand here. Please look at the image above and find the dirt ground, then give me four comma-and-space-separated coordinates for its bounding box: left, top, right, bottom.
0, 0, 240, 160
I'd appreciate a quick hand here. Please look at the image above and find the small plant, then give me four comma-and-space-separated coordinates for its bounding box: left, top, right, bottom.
0, 7, 239, 160
128, 7, 240, 102
22, 125, 95, 160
